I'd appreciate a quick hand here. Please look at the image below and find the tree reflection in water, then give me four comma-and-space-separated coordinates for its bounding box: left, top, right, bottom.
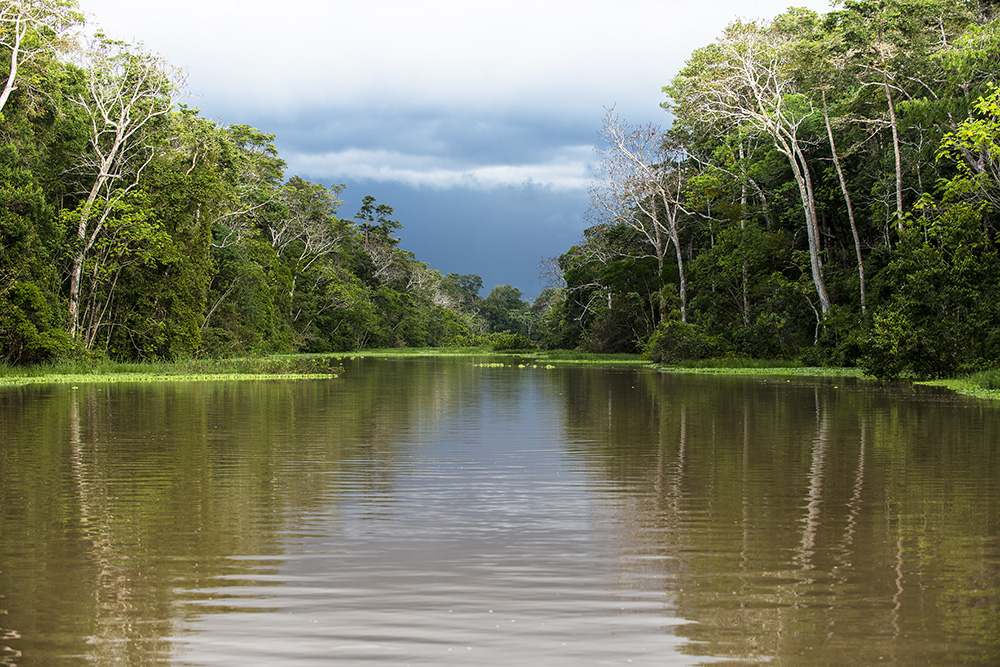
0, 362, 997, 665
561, 369, 1000, 665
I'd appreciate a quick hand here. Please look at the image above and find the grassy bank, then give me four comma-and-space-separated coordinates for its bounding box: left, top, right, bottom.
657, 357, 1000, 401
918, 368, 1000, 401
329, 348, 648, 365
0, 355, 342, 387
653, 357, 864, 377
0, 348, 645, 388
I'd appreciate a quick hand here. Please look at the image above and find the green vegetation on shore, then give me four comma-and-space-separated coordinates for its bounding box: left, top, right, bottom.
327, 347, 647, 365
0, 355, 341, 387
655, 361, 864, 378
920, 369, 1000, 401
0, 349, 647, 388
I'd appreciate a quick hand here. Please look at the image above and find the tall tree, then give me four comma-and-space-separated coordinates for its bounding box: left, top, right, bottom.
480, 284, 528, 334
210, 124, 286, 248
824, 0, 976, 230
666, 15, 832, 314
269, 177, 347, 333
65, 33, 184, 342
353, 195, 403, 282
821, 92, 867, 312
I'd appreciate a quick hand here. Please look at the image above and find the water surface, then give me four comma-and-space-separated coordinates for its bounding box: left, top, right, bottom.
1, 358, 997, 665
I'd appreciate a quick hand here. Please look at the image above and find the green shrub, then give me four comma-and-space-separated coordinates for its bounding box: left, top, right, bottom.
643, 320, 727, 364
0, 283, 72, 365
488, 332, 535, 351
969, 368, 1000, 391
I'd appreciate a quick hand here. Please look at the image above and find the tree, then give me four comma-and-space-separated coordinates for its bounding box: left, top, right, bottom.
65, 32, 184, 343
823, 0, 976, 231
936, 86, 1000, 210
354, 194, 401, 248
821, 91, 868, 312
268, 177, 348, 339
590, 109, 691, 322
0, 143, 69, 362
666, 16, 832, 314
268, 177, 345, 260
71, 190, 180, 354
441, 273, 483, 313
480, 284, 528, 334
863, 203, 1000, 378
353, 195, 404, 282
209, 123, 286, 248
0, 0, 81, 114
857, 87, 1000, 377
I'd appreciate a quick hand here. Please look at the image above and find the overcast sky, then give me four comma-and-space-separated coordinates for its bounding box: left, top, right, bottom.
78, 0, 834, 297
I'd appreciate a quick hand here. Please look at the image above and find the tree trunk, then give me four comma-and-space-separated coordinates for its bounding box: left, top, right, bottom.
883, 71, 905, 231
823, 94, 867, 313
739, 142, 750, 326
785, 142, 832, 314
655, 248, 668, 324
0, 18, 23, 112
68, 166, 113, 340
669, 221, 687, 324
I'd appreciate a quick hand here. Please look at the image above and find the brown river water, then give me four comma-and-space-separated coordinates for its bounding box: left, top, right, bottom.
1, 356, 998, 665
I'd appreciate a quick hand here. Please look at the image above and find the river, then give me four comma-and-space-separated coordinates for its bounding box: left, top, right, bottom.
1, 356, 997, 665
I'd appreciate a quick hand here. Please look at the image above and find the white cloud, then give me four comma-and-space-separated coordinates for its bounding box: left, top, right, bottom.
286, 145, 595, 191
78, 0, 833, 120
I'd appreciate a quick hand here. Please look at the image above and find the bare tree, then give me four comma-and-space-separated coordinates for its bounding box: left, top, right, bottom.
590, 109, 691, 322
267, 177, 347, 314
537, 255, 566, 290
66, 32, 185, 341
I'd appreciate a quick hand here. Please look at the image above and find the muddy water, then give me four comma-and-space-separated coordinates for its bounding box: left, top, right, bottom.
1, 357, 997, 665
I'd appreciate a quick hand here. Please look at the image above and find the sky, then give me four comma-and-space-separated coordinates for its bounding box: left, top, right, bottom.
78, 0, 834, 298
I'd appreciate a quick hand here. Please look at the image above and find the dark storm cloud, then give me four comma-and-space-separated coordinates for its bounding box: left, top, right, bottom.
268, 106, 601, 167
335, 179, 589, 299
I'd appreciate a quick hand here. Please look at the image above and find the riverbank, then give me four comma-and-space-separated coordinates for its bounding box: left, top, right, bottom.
3, 350, 998, 401
0, 348, 644, 388
918, 374, 1000, 401
653, 358, 1000, 401
0, 355, 341, 387
653, 358, 864, 378
330, 348, 648, 366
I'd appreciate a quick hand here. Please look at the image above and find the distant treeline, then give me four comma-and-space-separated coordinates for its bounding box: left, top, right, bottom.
1, 0, 551, 364
537, 0, 1000, 378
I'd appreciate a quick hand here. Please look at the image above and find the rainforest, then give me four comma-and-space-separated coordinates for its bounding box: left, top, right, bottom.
3, 0, 1000, 381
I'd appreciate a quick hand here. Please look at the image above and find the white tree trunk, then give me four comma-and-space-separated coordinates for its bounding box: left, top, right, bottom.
823, 95, 867, 313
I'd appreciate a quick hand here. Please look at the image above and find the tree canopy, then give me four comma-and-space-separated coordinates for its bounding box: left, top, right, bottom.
540, 0, 1000, 377
0, 0, 518, 362
5, 0, 1000, 377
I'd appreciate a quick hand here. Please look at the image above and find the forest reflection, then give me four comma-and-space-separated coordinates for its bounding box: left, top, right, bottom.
1, 359, 500, 665
1, 361, 998, 665
559, 369, 1000, 664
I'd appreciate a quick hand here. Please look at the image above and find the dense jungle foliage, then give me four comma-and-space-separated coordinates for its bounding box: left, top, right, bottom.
539, 0, 1000, 379
4, 1, 1000, 379
0, 0, 544, 364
